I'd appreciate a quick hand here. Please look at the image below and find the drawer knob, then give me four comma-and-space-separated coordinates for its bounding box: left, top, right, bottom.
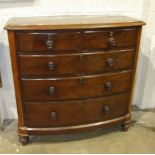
49, 111, 57, 120
48, 61, 55, 70
48, 87, 55, 95
46, 40, 54, 49
46, 34, 54, 49
107, 58, 114, 67
103, 106, 110, 114
108, 37, 116, 47
105, 82, 113, 90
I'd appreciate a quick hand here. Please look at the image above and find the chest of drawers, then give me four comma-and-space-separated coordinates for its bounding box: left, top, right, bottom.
5, 15, 145, 145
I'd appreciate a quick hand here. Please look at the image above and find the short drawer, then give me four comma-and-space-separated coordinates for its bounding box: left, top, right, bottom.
83, 28, 137, 50
19, 49, 134, 78
22, 71, 132, 102
25, 92, 129, 127
15, 31, 81, 53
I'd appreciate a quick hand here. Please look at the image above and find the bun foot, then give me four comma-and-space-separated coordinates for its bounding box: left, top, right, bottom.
19, 135, 29, 146
121, 120, 131, 131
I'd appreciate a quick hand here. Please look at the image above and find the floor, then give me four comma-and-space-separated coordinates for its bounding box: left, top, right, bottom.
0, 107, 155, 154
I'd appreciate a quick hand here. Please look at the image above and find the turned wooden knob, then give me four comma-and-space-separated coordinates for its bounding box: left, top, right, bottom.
48, 61, 55, 70
108, 37, 116, 47
48, 87, 55, 95
103, 106, 110, 114
107, 58, 114, 67
105, 82, 113, 90
49, 111, 57, 120
46, 34, 54, 49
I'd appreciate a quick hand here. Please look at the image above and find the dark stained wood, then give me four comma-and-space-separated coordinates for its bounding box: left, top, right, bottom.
7, 31, 26, 129
127, 27, 143, 113
22, 71, 132, 102
121, 119, 131, 131
19, 114, 130, 135
25, 92, 129, 127
19, 49, 134, 78
16, 31, 81, 53
4, 15, 144, 145
19, 135, 29, 146
83, 28, 137, 50
4, 15, 145, 30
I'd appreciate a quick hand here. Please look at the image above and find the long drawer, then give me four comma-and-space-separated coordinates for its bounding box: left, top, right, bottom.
22, 71, 132, 102
19, 50, 134, 78
25, 92, 129, 127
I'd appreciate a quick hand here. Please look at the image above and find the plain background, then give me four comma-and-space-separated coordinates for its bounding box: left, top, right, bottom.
0, 0, 155, 120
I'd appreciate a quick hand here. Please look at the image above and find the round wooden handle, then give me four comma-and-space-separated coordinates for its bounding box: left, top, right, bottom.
48, 87, 55, 95
103, 106, 110, 114
48, 61, 55, 70
105, 82, 113, 90
46, 40, 54, 49
107, 58, 114, 67
108, 37, 116, 47
49, 111, 57, 120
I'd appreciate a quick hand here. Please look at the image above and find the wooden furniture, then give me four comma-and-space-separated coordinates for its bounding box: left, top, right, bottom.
4, 15, 145, 145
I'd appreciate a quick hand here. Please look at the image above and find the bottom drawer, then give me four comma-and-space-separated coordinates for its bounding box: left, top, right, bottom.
25, 92, 129, 128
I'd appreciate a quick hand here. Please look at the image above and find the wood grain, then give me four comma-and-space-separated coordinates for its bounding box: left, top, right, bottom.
5, 15, 144, 144
4, 15, 145, 30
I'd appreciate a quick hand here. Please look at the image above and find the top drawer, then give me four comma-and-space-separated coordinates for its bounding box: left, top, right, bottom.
15, 31, 81, 53
83, 28, 137, 50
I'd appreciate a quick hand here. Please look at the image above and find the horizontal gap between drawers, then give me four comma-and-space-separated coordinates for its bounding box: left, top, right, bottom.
17, 47, 135, 55
24, 91, 130, 104
21, 68, 133, 79
21, 69, 132, 80
18, 48, 135, 57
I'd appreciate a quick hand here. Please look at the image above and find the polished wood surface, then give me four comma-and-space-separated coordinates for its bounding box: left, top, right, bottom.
22, 71, 131, 101
19, 49, 134, 77
25, 92, 129, 127
16, 31, 81, 52
83, 28, 137, 50
5, 15, 144, 145
4, 15, 145, 30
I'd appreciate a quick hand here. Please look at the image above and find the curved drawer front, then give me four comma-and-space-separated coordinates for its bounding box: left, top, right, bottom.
22, 71, 132, 102
25, 92, 129, 127
83, 28, 137, 50
16, 31, 81, 53
19, 50, 134, 78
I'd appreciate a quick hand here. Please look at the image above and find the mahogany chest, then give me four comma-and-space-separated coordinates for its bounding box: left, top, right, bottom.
4, 15, 145, 145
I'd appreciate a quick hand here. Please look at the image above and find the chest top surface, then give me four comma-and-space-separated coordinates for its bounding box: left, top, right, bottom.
4, 15, 145, 30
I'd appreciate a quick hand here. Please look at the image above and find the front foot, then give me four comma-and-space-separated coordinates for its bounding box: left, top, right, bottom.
19, 135, 29, 146
121, 120, 131, 131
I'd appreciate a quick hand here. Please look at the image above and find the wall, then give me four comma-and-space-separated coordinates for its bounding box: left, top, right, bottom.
0, 0, 154, 119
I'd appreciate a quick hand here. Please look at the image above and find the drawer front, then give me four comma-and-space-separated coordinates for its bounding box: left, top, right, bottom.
19, 50, 134, 77
83, 28, 137, 50
25, 92, 129, 127
16, 31, 81, 53
22, 71, 132, 101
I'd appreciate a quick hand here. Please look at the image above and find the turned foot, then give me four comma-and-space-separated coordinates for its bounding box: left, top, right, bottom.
121, 120, 131, 131
19, 135, 29, 146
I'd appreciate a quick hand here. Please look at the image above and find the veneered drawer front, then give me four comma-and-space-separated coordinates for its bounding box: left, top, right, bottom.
22, 71, 132, 102
16, 31, 81, 53
83, 28, 137, 50
25, 92, 129, 127
19, 50, 134, 78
